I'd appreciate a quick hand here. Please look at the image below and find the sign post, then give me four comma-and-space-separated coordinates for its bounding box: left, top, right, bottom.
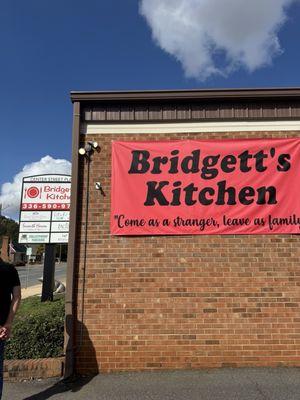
41, 244, 56, 302
25, 247, 32, 289
18, 174, 71, 301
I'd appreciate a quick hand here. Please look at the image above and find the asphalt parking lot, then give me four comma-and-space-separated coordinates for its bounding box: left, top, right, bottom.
3, 367, 300, 400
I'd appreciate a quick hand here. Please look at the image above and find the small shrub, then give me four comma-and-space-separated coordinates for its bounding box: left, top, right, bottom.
5, 295, 65, 359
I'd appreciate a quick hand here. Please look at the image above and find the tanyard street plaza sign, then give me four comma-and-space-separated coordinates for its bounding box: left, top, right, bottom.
18, 174, 71, 244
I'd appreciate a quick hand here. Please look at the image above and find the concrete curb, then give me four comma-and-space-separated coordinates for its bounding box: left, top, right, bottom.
21, 280, 66, 299
4, 357, 64, 381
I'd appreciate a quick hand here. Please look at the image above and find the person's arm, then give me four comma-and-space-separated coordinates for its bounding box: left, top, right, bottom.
0, 286, 21, 340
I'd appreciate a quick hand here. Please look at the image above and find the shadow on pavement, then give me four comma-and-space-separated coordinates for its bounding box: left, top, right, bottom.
23, 317, 99, 400
22, 375, 96, 400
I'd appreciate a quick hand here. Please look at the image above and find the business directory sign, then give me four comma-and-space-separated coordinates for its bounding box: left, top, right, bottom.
19, 174, 71, 244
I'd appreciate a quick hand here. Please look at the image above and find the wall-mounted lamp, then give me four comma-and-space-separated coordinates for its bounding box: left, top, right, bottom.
95, 182, 102, 190
78, 141, 100, 159
95, 181, 106, 197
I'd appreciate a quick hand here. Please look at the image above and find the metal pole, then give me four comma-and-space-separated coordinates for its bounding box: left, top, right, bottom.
64, 101, 80, 379
25, 255, 30, 289
41, 243, 56, 302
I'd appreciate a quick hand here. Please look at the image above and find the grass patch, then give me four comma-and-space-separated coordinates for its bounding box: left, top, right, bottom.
16, 294, 64, 318
5, 295, 65, 360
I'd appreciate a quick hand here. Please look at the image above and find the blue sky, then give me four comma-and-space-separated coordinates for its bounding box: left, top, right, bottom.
1, 0, 300, 217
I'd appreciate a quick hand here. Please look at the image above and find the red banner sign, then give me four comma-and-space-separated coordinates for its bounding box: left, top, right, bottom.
111, 138, 300, 235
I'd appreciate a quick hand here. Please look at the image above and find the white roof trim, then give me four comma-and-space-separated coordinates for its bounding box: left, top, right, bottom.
82, 120, 300, 135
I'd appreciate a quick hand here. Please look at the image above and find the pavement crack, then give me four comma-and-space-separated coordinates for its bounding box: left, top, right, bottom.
248, 376, 270, 400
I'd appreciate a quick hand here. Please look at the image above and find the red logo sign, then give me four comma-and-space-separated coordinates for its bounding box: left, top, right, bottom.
26, 187, 40, 199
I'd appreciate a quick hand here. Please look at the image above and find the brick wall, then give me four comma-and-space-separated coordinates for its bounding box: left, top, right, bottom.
74, 131, 300, 373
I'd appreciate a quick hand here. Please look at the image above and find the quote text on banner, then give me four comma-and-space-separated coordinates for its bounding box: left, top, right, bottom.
111, 138, 300, 235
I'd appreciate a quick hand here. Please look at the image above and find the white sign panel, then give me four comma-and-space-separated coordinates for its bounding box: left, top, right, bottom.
52, 211, 70, 221
20, 222, 51, 232
51, 221, 69, 232
21, 182, 71, 210
19, 233, 50, 244
23, 175, 71, 183
20, 211, 51, 222
50, 232, 69, 243
19, 174, 71, 244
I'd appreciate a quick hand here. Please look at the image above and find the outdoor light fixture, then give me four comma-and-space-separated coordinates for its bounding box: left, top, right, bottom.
90, 141, 99, 149
78, 140, 100, 158
95, 182, 102, 190
95, 181, 106, 197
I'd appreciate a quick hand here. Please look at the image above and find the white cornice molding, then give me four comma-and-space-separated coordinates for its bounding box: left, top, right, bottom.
82, 121, 300, 135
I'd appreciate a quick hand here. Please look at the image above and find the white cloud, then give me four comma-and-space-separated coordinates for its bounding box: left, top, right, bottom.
139, 0, 296, 80
0, 156, 71, 220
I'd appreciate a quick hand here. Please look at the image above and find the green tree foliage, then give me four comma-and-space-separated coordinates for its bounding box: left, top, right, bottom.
0, 216, 19, 243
